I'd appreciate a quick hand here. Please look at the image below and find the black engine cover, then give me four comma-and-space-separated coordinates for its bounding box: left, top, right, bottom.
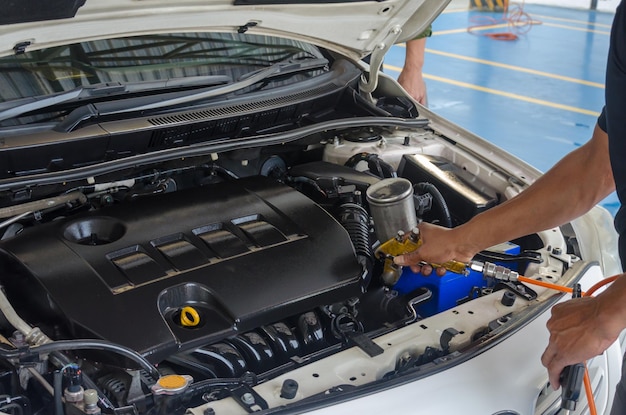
0, 176, 362, 362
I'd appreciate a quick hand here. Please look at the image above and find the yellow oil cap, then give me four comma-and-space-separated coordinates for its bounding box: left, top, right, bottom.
180, 306, 201, 327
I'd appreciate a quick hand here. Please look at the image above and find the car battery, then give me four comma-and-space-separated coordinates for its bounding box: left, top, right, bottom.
398, 154, 499, 226
393, 242, 520, 317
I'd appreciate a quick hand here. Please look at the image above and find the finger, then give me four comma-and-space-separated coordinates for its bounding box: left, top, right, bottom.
548, 364, 563, 390
394, 254, 415, 266
435, 267, 447, 277
541, 346, 561, 390
409, 265, 422, 274
540, 346, 552, 368
420, 264, 433, 276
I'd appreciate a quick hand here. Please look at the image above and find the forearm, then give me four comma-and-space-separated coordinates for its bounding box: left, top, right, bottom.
454, 123, 615, 254
398, 38, 427, 104
597, 274, 626, 337
403, 38, 426, 72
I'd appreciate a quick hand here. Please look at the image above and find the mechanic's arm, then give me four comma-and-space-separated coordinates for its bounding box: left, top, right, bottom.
397, 37, 427, 105
395, 123, 615, 272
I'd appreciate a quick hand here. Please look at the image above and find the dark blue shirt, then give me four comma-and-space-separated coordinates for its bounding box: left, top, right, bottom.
598, 0, 626, 268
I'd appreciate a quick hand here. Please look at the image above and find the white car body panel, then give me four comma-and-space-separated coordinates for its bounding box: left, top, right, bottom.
0, 1, 622, 414
0, 0, 445, 59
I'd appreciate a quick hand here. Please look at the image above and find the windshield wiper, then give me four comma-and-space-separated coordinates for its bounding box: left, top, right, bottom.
0, 75, 233, 123
56, 56, 329, 132
118, 57, 329, 113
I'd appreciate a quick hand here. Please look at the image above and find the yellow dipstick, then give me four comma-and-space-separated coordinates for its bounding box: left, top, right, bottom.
180, 306, 200, 327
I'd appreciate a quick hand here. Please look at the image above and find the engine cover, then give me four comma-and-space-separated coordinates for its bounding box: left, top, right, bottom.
0, 176, 362, 362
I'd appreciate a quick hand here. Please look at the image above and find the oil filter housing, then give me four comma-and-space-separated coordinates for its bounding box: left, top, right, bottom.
366, 177, 418, 243
398, 154, 498, 226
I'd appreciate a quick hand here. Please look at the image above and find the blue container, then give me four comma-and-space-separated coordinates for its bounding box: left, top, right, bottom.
393, 242, 520, 317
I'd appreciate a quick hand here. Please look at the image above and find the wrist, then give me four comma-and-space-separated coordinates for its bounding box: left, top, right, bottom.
446, 225, 481, 262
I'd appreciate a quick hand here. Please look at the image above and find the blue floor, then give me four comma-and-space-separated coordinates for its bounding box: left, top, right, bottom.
384, 4, 619, 216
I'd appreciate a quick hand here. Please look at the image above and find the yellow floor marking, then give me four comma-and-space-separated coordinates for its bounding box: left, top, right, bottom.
530, 13, 613, 28
383, 63, 601, 117
412, 47, 605, 88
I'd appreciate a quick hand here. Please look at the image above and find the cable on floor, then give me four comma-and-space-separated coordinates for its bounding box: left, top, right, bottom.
467, 1, 542, 40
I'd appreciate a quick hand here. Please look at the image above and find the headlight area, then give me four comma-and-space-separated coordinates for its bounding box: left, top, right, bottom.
0, 123, 595, 415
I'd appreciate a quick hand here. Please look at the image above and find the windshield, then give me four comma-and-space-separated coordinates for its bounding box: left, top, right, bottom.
1, 32, 324, 102
0, 32, 326, 126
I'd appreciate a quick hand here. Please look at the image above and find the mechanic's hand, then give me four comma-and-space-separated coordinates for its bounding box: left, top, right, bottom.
392, 222, 476, 276
541, 296, 619, 389
397, 67, 427, 106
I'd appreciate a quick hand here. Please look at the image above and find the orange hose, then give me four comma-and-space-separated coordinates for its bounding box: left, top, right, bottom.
516, 273, 620, 415
584, 363, 598, 415
584, 275, 619, 297
517, 276, 578, 294
578, 275, 620, 415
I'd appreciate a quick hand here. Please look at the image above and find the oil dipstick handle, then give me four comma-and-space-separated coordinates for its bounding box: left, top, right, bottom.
559, 283, 585, 412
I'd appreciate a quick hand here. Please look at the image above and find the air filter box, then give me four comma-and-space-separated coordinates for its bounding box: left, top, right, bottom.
398, 154, 498, 225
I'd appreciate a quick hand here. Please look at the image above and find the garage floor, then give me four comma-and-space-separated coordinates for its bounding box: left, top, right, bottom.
384, 3, 618, 215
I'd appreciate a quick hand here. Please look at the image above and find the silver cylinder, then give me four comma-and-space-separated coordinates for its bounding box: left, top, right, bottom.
366, 177, 417, 243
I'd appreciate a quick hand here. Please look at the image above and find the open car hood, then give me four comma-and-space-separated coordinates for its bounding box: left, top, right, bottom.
0, 0, 446, 60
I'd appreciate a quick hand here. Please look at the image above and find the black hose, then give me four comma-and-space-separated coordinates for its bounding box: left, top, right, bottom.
344, 153, 396, 179
344, 153, 365, 169
289, 176, 327, 197
208, 165, 239, 180
476, 249, 542, 264
413, 182, 452, 228
53, 371, 63, 415
0, 340, 160, 381
339, 203, 374, 287
372, 157, 397, 179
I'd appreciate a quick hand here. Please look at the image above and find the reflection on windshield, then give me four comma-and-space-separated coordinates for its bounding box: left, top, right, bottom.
0, 33, 324, 104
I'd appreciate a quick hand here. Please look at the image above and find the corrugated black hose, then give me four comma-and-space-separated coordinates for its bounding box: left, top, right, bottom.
339, 203, 374, 287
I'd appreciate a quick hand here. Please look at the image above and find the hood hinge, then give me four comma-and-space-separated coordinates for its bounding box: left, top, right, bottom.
359, 25, 403, 94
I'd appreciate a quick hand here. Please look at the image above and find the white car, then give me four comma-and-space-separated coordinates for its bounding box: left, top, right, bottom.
0, 1, 621, 414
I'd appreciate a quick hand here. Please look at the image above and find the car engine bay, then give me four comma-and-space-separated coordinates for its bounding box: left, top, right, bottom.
0, 58, 582, 415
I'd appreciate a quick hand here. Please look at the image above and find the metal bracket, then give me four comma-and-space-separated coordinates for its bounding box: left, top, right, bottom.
495, 281, 538, 301
347, 332, 384, 357
230, 384, 268, 413
359, 25, 403, 94
13, 41, 31, 55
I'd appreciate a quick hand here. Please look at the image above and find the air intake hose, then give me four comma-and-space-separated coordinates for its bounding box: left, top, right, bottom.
339, 203, 373, 287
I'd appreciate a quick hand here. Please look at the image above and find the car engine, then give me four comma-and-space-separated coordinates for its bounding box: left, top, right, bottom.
0, 175, 364, 363
0, 131, 535, 414
0, 58, 577, 414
